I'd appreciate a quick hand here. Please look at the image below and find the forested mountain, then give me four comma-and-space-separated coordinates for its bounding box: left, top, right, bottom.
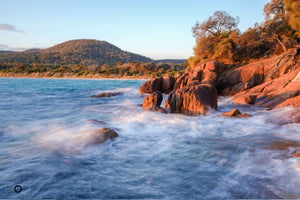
0, 39, 153, 65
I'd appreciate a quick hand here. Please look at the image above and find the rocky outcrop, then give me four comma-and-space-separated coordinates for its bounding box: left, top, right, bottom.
138, 48, 299, 120
90, 128, 118, 144
139, 76, 176, 94
221, 48, 300, 96
142, 91, 163, 111
220, 109, 252, 117
173, 61, 225, 90
223, 46, 300, 110
91, 92, 123, 98
275, 95, 300, 108
139, 61, 225, 95
140, 77, 163, 94
233, 70, 300, 109
165, 84, 218, 116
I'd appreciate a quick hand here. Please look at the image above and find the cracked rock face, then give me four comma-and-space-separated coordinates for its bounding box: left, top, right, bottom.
166, 84, 218, 116
221, 49, 300, 96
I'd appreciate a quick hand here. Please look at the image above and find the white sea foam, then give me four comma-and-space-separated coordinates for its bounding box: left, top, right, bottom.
31, 123, 108, 154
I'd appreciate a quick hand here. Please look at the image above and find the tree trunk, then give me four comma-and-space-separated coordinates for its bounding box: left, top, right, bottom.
272, 33, 287, 52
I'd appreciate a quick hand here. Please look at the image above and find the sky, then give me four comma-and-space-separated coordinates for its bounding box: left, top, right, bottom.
0, 0, 269, 59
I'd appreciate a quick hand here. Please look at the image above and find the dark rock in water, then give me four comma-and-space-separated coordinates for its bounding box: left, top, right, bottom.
88, 119, 108, 125
140, 77, 163, 94
166, 84, 218, 116
143, 91, 163, 111
91, 128, 118, 144
220, 109, 252, 117
91, 92, 123, 98
273, 108, 300, 125
156, 107, 168, 113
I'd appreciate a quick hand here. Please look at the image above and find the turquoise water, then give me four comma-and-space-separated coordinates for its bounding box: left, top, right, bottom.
0, 78, 300, 199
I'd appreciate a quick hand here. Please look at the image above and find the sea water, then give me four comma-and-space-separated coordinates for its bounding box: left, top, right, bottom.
0, 78, 300, 199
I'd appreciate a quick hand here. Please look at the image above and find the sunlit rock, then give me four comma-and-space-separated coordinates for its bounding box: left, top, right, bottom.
220, 109, 252, 117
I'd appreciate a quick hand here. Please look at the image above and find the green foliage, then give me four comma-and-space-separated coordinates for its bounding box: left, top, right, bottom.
211, 38, 234, 63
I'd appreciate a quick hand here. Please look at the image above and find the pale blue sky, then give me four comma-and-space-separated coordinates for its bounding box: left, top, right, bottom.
0, 0, 269, 59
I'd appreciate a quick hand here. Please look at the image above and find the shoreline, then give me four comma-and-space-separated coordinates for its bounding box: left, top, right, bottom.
0, 73, 149, 81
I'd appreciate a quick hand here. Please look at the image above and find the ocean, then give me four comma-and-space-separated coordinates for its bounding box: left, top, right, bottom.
0, 78, 300, 199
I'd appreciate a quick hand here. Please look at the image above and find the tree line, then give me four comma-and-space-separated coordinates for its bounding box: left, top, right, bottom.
0, 61, 186, 78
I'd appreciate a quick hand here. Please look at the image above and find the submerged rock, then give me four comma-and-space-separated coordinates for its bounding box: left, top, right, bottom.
143, 91, 163, 111
166, 84, 218, 116
274, 108, 300, 125
267, 140, 300, 150
220, 109, 252, 118
91, 92, 123, 98
91, 128, 118, 144
88, 119, 108, 125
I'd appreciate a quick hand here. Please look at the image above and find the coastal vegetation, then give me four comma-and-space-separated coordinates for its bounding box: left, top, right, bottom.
0, 61, 186, 78
188, 0, 300, 69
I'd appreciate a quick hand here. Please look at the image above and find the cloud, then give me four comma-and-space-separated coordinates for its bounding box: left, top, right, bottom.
0, 24, 25, 33
0, 44, 43, 52
0, 44, 9, 51
0, 44, 25, 51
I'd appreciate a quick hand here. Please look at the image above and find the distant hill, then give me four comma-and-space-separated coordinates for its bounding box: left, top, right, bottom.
0, 39, 152, 66
0, 51, 15, 54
